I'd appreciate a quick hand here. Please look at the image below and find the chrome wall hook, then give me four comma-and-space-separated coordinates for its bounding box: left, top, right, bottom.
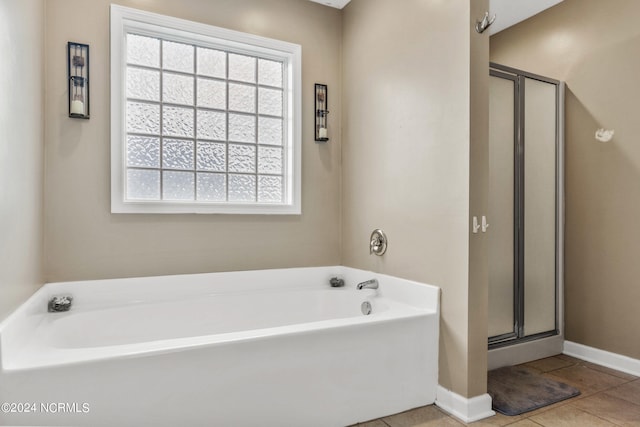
475, 11, 496, 34
595, 128, 614, 142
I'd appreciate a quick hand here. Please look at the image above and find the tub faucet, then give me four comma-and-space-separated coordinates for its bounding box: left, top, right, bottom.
356, 279, 379, 290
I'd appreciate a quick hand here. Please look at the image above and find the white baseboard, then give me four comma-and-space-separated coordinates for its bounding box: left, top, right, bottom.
564, 341, 640, 377
435, 385, 495, 423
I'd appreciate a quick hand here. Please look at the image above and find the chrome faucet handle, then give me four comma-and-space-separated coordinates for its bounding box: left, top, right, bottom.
370, 236, 381, 254
369, 229, 388, 256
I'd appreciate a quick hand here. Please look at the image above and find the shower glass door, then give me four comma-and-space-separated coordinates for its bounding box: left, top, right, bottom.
488, 71, 517, 341
488, 63, 560, 348
523, 77, 558, 337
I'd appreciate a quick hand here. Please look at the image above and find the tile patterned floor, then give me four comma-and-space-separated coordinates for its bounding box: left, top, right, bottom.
352, 354, 640, 427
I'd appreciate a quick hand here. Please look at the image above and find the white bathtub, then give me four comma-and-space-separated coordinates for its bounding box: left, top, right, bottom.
0, 266, 439, 427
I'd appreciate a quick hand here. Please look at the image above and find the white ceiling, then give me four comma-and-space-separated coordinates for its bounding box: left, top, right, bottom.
308, 0, 564, 36
308, 0, 351, 9
489, 0, 564, 35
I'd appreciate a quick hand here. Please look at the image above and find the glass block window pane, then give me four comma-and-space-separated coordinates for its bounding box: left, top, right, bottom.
162, 40, 194, 73
118, 15, 296, 212
127, 136, 160, 168
163, 106, 194, 138
163, 72, 194, 105
229, 113, 256, 143
228, 83, 256, 113
228, 144, 256, 173
258, 146, 282, 175
127, 34, 160, 68
258, 117, 283, 146
258, 59, 283, 88
127, 169, 160, 200
163, 171, 195, 201
127, 101, 160, 134
258, 175, 283, 203
197, 173, 226, 201
197, 110, 226, 141
197, 78, 226, 109
197, 141, 226, 172
127, 67, 160, 101
197, 47, 226, 79
228, 174, 256, 202
258, 88, 283, 117
229, 54, 256, 83
163, 139, 194, 170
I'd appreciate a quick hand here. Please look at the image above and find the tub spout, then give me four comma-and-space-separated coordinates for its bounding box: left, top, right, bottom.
356, 279, 379, 290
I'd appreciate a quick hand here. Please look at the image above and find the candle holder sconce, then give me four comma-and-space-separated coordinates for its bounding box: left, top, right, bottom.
68, 42, 90, 119
315, 83, 329, 142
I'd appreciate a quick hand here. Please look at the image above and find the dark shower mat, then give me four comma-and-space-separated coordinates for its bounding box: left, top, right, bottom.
488, 365, 581, 416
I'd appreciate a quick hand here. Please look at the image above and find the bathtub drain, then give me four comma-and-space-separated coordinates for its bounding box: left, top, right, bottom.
361, 301, 372, 315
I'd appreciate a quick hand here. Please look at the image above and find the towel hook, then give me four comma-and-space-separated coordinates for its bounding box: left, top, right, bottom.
595, 128, 615, 143
475, 11, 496, 34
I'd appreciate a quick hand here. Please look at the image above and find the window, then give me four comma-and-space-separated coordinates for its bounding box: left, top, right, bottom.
110, 5, 301, 214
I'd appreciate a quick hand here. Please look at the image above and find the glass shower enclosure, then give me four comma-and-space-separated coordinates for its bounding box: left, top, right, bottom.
488, 63, 564, 364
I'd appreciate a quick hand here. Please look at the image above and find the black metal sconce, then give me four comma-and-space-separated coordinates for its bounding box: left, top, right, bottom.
68, 42, 90, 119
315, 83, 329, 142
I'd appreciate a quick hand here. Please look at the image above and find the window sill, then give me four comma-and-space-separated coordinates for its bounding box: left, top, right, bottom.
111, 199, 301, 215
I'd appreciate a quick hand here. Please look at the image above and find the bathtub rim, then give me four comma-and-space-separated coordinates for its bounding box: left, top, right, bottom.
0, 266, 440, 372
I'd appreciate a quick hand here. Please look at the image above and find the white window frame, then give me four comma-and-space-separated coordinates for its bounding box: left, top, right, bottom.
110, 5, 301, 214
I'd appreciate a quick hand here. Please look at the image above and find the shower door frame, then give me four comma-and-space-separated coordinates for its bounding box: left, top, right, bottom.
487, 63, 565, 362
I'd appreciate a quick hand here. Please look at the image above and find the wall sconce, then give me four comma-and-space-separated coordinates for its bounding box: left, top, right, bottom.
315, 83, 329, 142
68, 42, 90, 119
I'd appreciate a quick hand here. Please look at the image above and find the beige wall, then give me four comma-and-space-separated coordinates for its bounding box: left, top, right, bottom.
467, 0, 490, 396
491, 0, 640, 360
342, 0, 489, 397
44, 0, 342, 281
31, 0, 493, 399
0, 0, 45, 320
